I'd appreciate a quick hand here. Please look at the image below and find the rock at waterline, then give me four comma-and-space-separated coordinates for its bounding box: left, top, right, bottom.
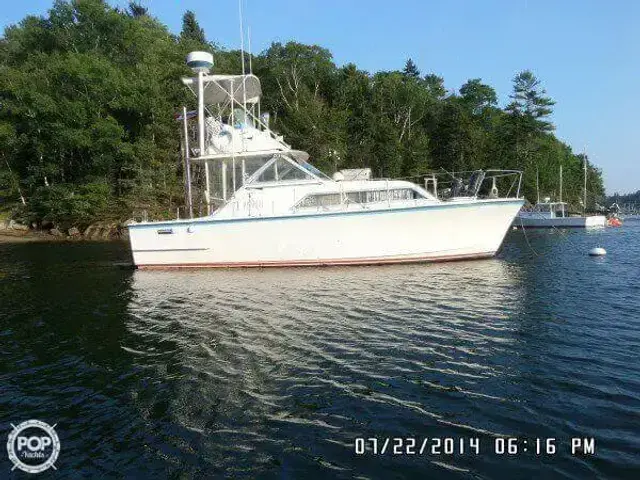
49, 228, 64, 237
83, 222, 126, 240
9, 220, 29, 231
83, 224, 97, 239
68, 227, 81, 237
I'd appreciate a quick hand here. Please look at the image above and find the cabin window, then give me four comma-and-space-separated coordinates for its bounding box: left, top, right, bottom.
298, 193, 342, 208
297, 188, 423, 208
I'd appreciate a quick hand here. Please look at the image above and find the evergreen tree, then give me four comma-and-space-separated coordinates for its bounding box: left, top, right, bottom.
180, 10, 206, 44
403, 58, 420, 78
502, 71, 561, 200
506, 70, 555, 132
128, 2, 148, 17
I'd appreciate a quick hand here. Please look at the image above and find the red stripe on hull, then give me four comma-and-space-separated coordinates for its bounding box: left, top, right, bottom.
136, 251, 495, 269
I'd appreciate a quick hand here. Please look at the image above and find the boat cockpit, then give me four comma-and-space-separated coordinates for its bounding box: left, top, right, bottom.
532, 202, 568, 218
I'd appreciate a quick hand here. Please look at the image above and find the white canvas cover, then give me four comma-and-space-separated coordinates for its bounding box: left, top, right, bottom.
182, 74, 262, 105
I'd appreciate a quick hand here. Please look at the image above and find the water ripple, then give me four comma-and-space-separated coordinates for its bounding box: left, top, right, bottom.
1, 226, 639, 478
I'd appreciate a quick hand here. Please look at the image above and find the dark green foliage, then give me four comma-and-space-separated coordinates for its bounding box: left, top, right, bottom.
403, 58, 420, 78
127, 2, 147, 18
0, 0, 605, 227
506, 70, 555, 133
0, 0, 194, 225
459, 78, 497, 114
23, 182, 113, 229
180, 10, 206, 45
606, 190, 640, 209
422, 74, 447, 100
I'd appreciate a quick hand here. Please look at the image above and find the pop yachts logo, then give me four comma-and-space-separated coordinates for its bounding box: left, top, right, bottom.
7, 420, 60, 473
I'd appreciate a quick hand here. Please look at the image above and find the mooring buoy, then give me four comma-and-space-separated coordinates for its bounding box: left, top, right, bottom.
588, 247, 606, 256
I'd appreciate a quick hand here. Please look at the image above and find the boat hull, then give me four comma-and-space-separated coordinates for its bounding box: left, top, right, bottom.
128, 199, 523, 268
516, 215, 606, 229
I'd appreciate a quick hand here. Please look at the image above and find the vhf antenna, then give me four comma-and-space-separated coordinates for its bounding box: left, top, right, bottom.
248, 26, 253, 74
239, 0, 246, 78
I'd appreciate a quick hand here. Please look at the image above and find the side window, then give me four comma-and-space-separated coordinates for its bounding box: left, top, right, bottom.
297, 188, 423, 209
298, 193, 342, 208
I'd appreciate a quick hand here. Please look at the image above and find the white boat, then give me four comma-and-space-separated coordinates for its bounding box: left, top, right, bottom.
127, 52, 524, 268
516, 163, 606, 229
518, 202, 606, 228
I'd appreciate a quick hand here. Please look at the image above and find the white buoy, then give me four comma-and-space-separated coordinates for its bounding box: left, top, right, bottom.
588, 247, 606, 256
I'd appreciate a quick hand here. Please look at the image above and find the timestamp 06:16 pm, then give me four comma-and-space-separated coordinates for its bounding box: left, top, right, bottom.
354, 437, 596, 456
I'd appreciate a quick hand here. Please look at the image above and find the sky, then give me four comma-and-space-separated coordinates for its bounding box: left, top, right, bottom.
1, 0, 639, 194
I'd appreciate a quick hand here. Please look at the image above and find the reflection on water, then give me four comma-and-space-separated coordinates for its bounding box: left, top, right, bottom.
124, 262, 529, 476
1, 227, 639, 478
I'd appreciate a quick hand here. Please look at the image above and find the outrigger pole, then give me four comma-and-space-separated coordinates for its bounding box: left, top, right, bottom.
182, 106, 194, 219
237, 0, 247, 186
583, 154, 588, 215
197, 70, 211, 215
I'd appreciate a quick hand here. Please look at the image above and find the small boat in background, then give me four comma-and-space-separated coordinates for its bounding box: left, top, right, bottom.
518, 201, 606, 228
516, 162, 606, 229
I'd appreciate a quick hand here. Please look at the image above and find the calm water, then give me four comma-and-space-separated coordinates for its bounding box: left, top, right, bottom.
1, 224, 639, 479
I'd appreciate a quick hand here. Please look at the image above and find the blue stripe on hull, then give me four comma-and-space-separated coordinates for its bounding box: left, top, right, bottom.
130, 199, 524, 229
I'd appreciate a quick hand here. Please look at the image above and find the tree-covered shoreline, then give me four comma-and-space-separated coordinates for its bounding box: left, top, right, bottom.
0, 0, 605, 232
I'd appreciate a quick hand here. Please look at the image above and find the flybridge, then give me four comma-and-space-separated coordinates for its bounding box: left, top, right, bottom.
179, 51, 302, 215
180, 51, 285, 155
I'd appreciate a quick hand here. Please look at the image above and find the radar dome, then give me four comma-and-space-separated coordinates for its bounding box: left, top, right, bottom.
187, 51, 213, 73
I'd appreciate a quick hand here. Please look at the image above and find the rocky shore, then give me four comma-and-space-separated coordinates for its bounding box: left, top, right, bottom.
0, 219, 130, 243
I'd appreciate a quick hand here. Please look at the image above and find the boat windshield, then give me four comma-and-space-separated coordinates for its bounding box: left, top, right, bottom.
206, 152, 325, 207
207, 154, 274, 203
300, 161, 331, 180
554, 204, 566, 217
536, 203, 567, 217
537, 204, 552, 212
246, 154, 322, 186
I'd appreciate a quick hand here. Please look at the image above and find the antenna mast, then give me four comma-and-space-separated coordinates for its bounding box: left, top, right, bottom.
559, 164, 563, 204
248, 27, 253, 74
583, 153, 588, 215
238, 0, 248, 158
239, 0, 246, 78
186, 51, 214, 215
